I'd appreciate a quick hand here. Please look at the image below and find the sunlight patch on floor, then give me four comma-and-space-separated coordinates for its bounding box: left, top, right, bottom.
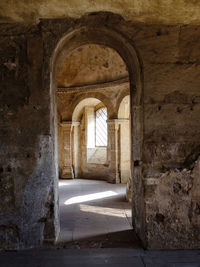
79, 204, 130, 218
64, 190, 118, 205
59, 181, 71, 187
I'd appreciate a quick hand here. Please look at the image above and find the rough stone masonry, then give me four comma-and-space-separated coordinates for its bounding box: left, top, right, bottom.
0, 8, 200, 250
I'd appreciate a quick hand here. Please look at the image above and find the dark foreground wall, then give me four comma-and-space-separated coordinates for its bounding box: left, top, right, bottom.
0, 24, 59, 249
0, 13, 199, 249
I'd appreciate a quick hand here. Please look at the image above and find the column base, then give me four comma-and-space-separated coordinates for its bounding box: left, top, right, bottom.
108, 171, 120, 183
60, 166, 73, 179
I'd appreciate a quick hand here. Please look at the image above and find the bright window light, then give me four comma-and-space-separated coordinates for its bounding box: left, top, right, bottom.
96, 107, 107, 146
87, 116, 95, 148
64, 191, 117, 205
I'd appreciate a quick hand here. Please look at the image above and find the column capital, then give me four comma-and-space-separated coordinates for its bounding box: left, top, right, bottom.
107, 119, 118, 124
60, 121, 72, 129
107, 119, 119, 130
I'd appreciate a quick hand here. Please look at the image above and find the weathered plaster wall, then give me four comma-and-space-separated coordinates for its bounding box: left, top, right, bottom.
87, 147, 107, 164
0, 12, 200, 249
141, 24, 200, 248
1, 0, 200, 25
0, 26, 59, 249
146, 158, 200, 249
57, 44, 127, 87
87, 148, 107, 164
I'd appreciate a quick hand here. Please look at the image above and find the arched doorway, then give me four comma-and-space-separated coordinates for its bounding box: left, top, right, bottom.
50, 22, 144, 245
72, 98, 108, 179
58, 97, 109, 180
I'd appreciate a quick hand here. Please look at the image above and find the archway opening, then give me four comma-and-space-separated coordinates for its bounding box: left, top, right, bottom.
50, 25, 144, 247
56, 44, 140, 247
72, 97, 108, 179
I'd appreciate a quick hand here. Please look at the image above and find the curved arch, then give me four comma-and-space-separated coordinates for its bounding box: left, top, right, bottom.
118, 95, 130, 119
70, 92, 113, 121
116, 90, 130, 116
50, 19, 145, 246
72, 97, 102, 121
51, 26, 143, 106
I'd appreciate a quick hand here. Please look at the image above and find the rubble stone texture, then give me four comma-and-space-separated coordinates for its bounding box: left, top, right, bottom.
0, 9, 200, 250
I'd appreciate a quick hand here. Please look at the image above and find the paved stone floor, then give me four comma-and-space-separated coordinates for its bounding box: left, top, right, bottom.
58, 179, 136, 247
0, 248, 200, 266
1, 179, 200, 266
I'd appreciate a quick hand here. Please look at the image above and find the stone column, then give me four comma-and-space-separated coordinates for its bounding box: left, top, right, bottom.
118, 119, 130, 182
72, 121, 80, 178
107, 119, 120, 183
60, 121, 72, 179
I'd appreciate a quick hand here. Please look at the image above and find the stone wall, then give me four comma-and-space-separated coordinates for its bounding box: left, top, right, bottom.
140, 24, 200, 248
145, 158, 200, 249
0, 13, 200, 249
87, 148, 107, 164
0, 25, 59, 249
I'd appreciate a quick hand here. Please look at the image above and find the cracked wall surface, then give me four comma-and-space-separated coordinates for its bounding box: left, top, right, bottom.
0, 26, 59, 249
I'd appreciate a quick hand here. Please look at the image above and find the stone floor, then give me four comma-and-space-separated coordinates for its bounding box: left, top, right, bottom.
1, 179, 200, 266
0, 248, 200, 266
57, 179, 141, 248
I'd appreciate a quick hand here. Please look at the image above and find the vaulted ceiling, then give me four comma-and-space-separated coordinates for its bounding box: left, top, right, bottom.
57, 44, 128, 88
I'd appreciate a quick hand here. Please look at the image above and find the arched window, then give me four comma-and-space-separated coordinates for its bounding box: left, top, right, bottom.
95, 107, 107, 146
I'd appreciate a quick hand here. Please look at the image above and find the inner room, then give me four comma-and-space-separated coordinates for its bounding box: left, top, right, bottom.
56, 44, 136, 247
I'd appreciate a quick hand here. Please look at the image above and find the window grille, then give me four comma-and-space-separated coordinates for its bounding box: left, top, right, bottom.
95, 107, 107, 146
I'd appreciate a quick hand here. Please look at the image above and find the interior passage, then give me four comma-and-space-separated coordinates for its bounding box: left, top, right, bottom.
58, 179, 132, 246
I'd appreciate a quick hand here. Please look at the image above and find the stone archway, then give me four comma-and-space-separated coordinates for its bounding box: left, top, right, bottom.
49, 14, 145, 245
71, 97, 109, 180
